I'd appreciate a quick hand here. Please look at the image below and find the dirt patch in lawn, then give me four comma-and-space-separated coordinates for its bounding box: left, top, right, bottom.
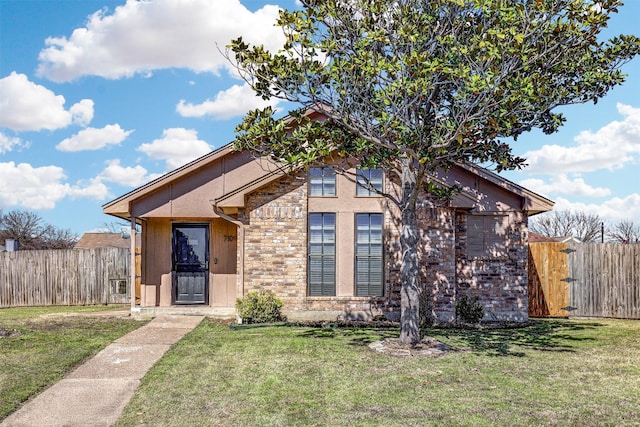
0, 327, 21, 338
369, 336, 453, 357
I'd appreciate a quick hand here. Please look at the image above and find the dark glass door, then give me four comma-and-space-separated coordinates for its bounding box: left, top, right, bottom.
172, 224, 209, 304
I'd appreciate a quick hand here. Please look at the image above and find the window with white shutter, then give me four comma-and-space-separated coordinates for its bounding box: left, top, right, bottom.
356, 168, 383, 196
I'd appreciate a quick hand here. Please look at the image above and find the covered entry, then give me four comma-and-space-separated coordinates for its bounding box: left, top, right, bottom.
173, 223, 209, 304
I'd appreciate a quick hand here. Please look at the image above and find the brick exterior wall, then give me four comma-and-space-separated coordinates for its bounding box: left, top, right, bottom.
385, 205, 457, 322
242, 174, 308, 307
241, 173, 529, 323
455, 211, 529, 321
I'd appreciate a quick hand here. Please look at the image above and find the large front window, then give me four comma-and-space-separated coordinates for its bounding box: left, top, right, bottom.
355, 213, 383, 296
308, 213, 336, 296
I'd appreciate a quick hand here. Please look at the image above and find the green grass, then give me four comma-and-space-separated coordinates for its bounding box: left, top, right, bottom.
116, 319, 640, 427
0, 306, 146, 420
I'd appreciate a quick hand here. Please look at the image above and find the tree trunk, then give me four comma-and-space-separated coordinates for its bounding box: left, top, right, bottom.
399, 164, 421, 345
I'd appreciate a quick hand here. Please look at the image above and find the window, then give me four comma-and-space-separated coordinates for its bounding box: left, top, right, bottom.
110, 279, 128, 295
309, 167, 336, 196
467, 215, 507, 258
308, 213, 336, 296
355, 213, 383, 296
356, 168, 383, 196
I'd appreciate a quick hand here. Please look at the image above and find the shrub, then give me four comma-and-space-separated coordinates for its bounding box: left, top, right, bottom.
455, 293, 484, 324
236, 291, 285, 324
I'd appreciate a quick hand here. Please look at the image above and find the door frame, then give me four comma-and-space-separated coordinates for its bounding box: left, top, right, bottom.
171, 222, 210, 305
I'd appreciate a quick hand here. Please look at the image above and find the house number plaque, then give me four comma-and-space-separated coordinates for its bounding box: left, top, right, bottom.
224, 235, 236, 242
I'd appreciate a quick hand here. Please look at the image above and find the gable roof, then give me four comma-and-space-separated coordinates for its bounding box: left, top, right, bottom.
102, 144, 235, 218
103, 109, 554, 220
455, 163, 554, 215
103, 147, 553, 222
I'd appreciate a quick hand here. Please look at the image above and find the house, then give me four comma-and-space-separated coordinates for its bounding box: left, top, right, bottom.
103, 127, 553, 323
74, 232, 140, 250
528, 233, 583, 244
528, 232, 559, 243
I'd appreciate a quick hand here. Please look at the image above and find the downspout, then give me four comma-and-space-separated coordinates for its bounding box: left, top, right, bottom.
211, 202, 245, 301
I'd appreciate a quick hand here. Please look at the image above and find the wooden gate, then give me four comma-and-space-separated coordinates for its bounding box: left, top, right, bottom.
529, 242, 640, 319
528, 242, 570, 317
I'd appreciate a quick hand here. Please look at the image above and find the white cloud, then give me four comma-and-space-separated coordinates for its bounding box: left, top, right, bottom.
56, 124, 133, 152
552, 194, 640, 224
70, 99, 95, 126
519, 174, 611, 199
0, 161, 107, 210
37, 0, 285, 82
524, 103, 640, 174
0, 72, 94, 131
97, 159, 161, 187
177, 83, 281, 120
0, 132, 28, 154
137, 128, 212, 170
67, 177, 110, 200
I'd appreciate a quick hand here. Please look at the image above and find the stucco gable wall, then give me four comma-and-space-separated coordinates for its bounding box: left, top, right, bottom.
434, 165, 524, 212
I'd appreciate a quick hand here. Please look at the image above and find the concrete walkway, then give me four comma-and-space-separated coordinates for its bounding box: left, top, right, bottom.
2, 314, 204, 427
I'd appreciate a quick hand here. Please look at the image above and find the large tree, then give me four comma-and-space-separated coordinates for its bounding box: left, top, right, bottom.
608, 218, 640, 243
228, 0, 639, 344
0, 209, 78, 250
529, 210, 605, 242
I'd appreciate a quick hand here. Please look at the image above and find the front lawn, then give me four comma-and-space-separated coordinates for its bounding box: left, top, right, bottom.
0, 306, 146, 420
117, 318, 640, 426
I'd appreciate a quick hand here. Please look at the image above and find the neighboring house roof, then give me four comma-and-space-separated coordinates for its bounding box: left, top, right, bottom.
74, 232, 139, 249
555, 236, 583, 244
528, 232, 560, 243
528, 233, 583, 243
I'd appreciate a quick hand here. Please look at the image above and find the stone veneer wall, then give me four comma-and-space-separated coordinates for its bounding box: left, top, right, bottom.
455, 211, 529, 321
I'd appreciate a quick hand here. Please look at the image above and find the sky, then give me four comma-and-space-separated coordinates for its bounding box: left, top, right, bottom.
0, 0, 639, 236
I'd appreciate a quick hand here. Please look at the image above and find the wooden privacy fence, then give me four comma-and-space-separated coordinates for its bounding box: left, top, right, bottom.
0, 248, 130, 307
529, 242, 640, 319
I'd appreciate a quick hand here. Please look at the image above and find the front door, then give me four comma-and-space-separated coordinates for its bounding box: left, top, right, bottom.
172, 224, 209, 304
